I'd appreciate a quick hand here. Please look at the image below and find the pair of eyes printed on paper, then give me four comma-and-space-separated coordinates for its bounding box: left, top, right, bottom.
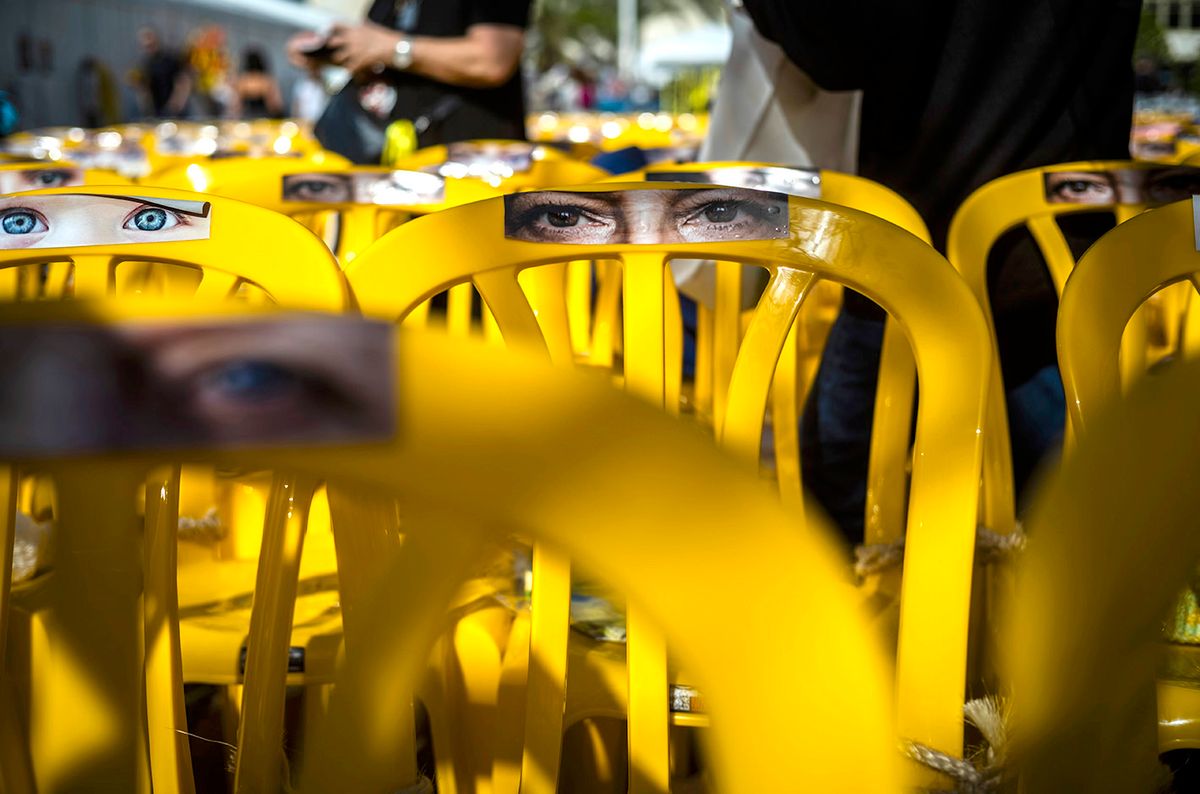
1043, 167, 1200, 205
280, 170, 447, 206
501, 166, 818, 246
0, 316, 395, 456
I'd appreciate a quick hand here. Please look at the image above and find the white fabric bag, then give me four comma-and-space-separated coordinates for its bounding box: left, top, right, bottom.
673, 6, 862, 307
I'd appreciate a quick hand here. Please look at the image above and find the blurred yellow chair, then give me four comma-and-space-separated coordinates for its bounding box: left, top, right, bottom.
0, 303, 899, 794
1010, 356, 1200, 793
0, 188, 348, 793
153, 157, 498, 264
347, 183, 992, 789
1056, 197, 1200, 756
390, 139, 608, 189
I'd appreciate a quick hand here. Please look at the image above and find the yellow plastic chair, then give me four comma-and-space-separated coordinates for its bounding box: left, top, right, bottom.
601, 161, 932, 531
946, 160, 1200, 537
152, 157, 498, 264
347, 183, 992, 789
0, 184, 346, 306
1010, 358, 1200, 792
0, 188, 348, 793
390, 139, 608, 190
1056, 197, 1200, 755
0, 302, 898, 793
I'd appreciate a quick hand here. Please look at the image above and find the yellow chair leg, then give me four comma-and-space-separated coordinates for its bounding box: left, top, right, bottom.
144, 466, 197, 794
520, 543, 571, 794
234, 475, 317, 794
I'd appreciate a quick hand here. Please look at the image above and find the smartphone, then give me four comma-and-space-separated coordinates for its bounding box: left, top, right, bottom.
298, 35, 338, 64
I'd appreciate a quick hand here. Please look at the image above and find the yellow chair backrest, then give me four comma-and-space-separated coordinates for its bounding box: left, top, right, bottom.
346, 183, 991, 785
603, 161, 932, 533
1011, 358, 1200, 792
1057, 198, 1200, 435
0, 184, 347, 309
153, 157, 500, 264
947, 161, 1200, 529
391, 139, 608, 189
0, 302, 898, 793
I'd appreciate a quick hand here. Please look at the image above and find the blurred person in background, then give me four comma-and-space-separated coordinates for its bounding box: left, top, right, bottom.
740, 0, 1141, 541
287, 0, 531, 161
231, 48, 284, 119
76, 57, 120, 127
189, 25, 232, 117
135, 27, 192, 119
291, 64, 329, 124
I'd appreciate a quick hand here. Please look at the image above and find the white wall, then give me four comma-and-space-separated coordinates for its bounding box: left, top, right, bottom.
0, 0, 340, 128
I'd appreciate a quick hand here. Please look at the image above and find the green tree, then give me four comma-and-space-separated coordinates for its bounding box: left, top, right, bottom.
530, 0, 723, 71
1135, 6, 1172, 64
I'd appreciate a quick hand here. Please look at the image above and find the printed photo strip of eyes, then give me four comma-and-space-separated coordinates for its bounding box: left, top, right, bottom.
354, 171, 446, 205
0, 167, 84, 195
646, 167, 821, 199
1044, 168, 1200, 206
282, 173, 354, 203
0, 194, 211, 249
503, 188, 790, 246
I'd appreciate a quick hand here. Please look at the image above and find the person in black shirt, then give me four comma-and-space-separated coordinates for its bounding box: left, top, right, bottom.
137, 28, 192, 119
287, 0, 531, 147
740, 0, 1142, 540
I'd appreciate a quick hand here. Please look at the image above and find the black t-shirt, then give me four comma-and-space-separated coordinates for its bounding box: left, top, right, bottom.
367, 0, 531, 143
744, 0, 1140, 381
144, 52, 185, 116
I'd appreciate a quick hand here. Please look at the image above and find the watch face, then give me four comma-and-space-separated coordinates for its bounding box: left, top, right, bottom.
392, 39, 413, 70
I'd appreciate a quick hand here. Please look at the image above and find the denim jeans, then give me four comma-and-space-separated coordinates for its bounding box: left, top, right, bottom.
800, 310, 1065, 544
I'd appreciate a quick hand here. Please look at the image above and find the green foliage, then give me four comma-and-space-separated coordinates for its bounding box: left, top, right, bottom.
1136, 6, 1172, 64
531, 0, 724, 70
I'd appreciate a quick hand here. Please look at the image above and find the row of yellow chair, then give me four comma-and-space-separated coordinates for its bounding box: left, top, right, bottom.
4, 133, 1200, 792
3, 230, 1200, 792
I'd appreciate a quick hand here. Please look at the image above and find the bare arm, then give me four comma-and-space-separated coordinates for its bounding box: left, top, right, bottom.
326, 22, 524, 88
166, 71, 192, 115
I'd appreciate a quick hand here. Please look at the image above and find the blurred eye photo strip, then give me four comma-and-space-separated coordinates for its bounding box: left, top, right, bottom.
503, 187, 790, 245
0, 315, 395, 457
443, 141, 536, 176
0, 193, 211, 249
0, 166, 85, 195
1043, 166, 1200, 205
645, 166, 822, 199
282, 171, 446, 205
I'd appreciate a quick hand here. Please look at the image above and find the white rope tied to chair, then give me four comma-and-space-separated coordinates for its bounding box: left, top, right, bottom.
903, 696, 1011, 793
176, 507, 224, 543
902, 741, 1002, 793
854, 523, 1027, 580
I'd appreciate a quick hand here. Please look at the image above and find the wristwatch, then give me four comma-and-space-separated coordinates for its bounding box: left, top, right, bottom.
392, 36, 414, 70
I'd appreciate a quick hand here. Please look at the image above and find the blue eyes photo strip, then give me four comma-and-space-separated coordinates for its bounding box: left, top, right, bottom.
0, 193, 212, 249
